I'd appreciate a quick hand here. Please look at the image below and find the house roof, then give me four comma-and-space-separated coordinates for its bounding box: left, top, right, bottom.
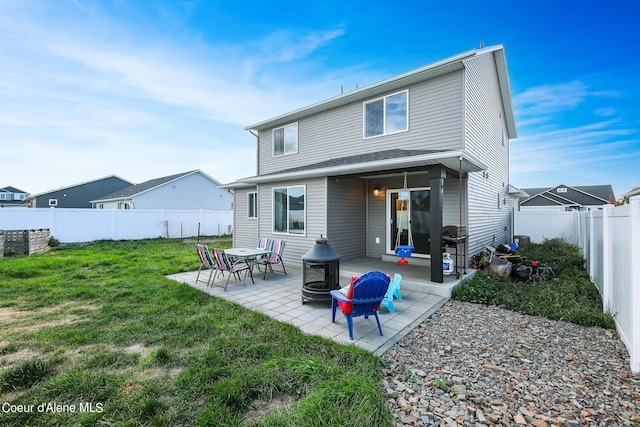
223, 149, 487, 187
24, 175, 133, 200
623, 187, 640, 198
520, 184, 615, 207
1, 186, 28, 194
245, 44, 517, 139
508, 185, 529, 198
92, 170, 221, 203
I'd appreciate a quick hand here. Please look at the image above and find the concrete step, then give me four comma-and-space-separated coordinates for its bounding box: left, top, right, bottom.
381, 254, 431, 267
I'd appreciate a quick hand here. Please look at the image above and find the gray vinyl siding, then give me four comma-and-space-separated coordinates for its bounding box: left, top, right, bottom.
232, 187, 259, 249
327, 177, 366, 261
132, 172, 233, 210
32, 176, 131, 209
463, 54, 512, 257
257, 177, 327, 268
257, 71, 465, 176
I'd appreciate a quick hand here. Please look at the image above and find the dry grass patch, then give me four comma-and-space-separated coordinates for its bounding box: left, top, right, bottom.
0, 307, 29, 322
12, 315, 82, 334
123, 343, 156, 359
244, 395, 301, 423
0, 302, 101, 333
0, 349, 42, 374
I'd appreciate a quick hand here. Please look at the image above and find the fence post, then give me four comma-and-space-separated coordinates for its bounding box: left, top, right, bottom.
601, 205, 613, 311
48, 207, 56, 240
110, 209, 117, 240
589, 209, 595, 281
630, 197, 640, 373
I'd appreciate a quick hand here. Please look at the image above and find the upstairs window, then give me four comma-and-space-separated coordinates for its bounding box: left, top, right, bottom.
364, 90, 408, 138
273, 123, 298, 156
248, 192, 258, 218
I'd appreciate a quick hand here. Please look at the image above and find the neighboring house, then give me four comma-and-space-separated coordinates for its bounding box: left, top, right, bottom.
519, 184, 615, 211
622, 187, 640, 203
26, 176, 133, 208
91, 170, 233, 211
224, 44, 517, 283
0, 186, 29, 207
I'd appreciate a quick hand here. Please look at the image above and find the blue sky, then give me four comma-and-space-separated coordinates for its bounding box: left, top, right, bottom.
1, 0, 638, 197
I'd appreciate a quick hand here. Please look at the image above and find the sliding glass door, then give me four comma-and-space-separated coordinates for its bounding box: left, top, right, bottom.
387, 188, 431, 256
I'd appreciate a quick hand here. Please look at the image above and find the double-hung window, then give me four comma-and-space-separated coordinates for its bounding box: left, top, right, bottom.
273, 186, 305, 235
273, 123, 298, 156
364, 90, 408, 138
248, 192, 258, 218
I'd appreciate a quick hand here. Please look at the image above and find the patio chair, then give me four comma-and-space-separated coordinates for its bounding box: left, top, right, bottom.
255, 237, 271, 264
257, 237, 270, 251
211, 248, 253, 291
330, 271, 390, 340
195, 244, 217, 286
257, 239, 287, 275
381, 273, 403, 313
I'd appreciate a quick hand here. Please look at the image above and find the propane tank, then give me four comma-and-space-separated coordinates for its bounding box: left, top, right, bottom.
443, 252, 454, 275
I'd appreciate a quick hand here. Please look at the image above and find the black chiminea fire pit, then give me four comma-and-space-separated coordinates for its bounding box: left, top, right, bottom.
301, 236, 341, 304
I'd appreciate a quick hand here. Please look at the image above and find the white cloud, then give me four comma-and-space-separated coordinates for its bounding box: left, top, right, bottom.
0, 2, 356, 193
513, 80, 588, 118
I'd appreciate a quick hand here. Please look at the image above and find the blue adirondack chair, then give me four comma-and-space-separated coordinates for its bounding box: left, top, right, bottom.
330, 271, 390, 340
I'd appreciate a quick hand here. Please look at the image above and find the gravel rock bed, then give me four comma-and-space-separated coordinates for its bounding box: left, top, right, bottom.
382, 300, 640, 426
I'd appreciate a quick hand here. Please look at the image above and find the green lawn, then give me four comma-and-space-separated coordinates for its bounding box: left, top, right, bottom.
0, 239, 393, 426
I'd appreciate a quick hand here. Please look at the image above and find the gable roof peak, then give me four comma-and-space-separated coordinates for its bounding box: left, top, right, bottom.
245, 44, 516, 138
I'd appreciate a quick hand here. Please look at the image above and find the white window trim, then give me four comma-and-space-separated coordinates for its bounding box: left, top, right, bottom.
272, 185, 306, 236
247, 192, 258, 219
272, 122, 299, 157
49, 199, 58, 206
363, 89, 409, 139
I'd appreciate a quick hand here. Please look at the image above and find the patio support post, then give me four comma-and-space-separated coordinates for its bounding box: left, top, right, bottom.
429, 166, 445, 283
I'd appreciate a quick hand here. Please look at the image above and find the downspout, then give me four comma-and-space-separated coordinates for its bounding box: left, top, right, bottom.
249, 129, 259, 246
249, 129, 259, 175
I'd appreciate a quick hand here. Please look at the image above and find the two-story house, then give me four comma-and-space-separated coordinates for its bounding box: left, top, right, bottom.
225, 44, 517, 283
0, 186, 29, 207
25, 175, 133, 208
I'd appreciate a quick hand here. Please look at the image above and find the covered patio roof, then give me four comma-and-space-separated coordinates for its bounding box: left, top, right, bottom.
223, 149, 485, 187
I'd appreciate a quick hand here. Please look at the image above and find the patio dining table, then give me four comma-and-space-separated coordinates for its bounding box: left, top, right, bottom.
225, 248, 272, 281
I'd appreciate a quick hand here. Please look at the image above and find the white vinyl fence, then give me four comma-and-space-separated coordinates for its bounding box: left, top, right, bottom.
0, 208, 233, 243
514, 196, 640, 373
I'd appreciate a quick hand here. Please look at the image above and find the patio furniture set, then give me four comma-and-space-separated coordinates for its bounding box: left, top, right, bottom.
195, 238, 286, 291
194, 239, 405, 340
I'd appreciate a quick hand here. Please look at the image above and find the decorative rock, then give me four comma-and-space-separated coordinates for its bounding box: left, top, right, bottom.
488, 257, 512, 278
382, 300, 640, 427
514, 414, 527, 424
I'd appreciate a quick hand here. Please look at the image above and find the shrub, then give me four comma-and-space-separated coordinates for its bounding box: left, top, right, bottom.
454, 239, 615, 329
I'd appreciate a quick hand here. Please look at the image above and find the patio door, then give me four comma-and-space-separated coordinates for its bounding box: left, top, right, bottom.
387, 188, 431, 256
